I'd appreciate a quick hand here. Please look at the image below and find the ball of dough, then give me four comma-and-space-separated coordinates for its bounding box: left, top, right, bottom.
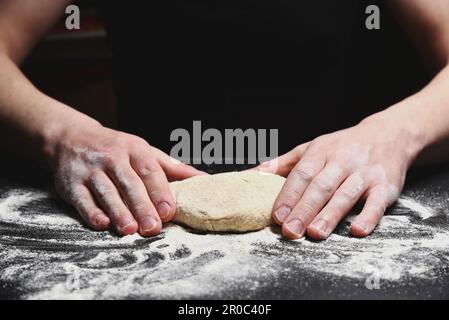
169, 171, 286, 232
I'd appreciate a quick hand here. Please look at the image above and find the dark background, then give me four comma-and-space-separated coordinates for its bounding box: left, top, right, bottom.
19, 0, 430, 168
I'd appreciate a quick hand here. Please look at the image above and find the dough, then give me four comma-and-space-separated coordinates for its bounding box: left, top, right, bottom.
169, 171, 286, 232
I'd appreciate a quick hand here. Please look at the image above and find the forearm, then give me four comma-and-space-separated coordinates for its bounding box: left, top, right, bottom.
369, 64, 449, 166
383, 0, 449, 165
0, 49, 100, 168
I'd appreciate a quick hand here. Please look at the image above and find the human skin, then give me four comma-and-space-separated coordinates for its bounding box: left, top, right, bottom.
1, 0, 449, 239
256, 0, 449, 240
0, 0, 204, 236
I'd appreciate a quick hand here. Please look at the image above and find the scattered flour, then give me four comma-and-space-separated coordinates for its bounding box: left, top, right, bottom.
0, 187, 448, 299
0, 189, 77, 226
397, 197, 435, 220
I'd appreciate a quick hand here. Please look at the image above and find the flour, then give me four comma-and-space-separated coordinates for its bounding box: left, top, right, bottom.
0, 189, 77, 226
0, 186, 449, 299
397, 197, 435, 219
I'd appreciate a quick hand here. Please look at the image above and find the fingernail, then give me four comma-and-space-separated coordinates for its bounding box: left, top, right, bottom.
274, 206, 291, 223
94, 215, 109, 227
354, 220, 370, 234
158, 202, 173, 219
119, 219, 136, 233
141, 217, 157, 233
311, 219, 328, 235
285, 219, 304, 237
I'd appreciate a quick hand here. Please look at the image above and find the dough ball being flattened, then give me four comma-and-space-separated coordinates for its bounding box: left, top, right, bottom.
169, 171, 286, 232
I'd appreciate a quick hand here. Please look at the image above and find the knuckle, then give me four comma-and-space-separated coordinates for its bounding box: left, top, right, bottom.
311, 177, 334, 194
74, 147, 115, 168
131, 201, 151, 216
298, 201, 316, 216
368, 195, 388, 211
135, 160, 159, 178
149, 189, 164, 202
55, 164, 84, 188
282, 188, 302, 203
90, 177, 113, 198
320, 213, 337, 226
326, 211, 341, 223
340, 187, 360, 202
325, 162, 344, 174
96, 188, 113, 201
134, 136, 150, 148
123, 133, 147, 146
292, 164, 315, 182
111, 133, 130, 146
323, 204, 344, 222
371, 203, 387, 214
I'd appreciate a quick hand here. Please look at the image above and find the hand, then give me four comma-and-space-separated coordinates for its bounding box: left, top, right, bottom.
256, 112, 424, 240
50, 121, 204, 236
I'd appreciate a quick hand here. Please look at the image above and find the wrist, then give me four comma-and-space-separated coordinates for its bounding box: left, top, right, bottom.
39, 105, 102, 169
360, 104, 428, 167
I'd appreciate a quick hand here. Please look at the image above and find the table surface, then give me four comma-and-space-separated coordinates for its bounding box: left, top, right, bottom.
1, 164, 449, 300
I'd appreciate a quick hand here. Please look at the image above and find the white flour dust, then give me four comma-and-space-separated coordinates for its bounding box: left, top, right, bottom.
397, 197, 435, 220
1, 187, 449, 299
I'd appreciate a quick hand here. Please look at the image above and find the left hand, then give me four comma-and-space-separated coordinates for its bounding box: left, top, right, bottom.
255, 112, 424, 240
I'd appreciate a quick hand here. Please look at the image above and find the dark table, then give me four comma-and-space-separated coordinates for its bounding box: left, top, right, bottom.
1, 161, 449, 300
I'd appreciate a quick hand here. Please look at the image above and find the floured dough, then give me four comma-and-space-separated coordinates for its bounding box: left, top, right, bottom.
169, 171, 286, 232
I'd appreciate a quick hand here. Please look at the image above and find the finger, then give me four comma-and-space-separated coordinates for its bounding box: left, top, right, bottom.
107, 164, 162, 236
152, 146, 207, 180
87, 171, 138, 236
282, 163, 347, 239
159, 156, 206, 181
307, 173, 366, 240
131, 155, 176, 222
63, 184, 111, 230
272, 152, 325, 224
351, 185, 397, 237
254, 143, 309, 176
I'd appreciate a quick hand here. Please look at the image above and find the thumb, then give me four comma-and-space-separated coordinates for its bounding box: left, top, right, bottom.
152, 147, 208, 181
253, 143, 309, 177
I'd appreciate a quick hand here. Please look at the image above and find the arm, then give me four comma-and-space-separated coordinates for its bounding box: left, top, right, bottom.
387, 0, 449, 165
0, 0, 204, 236
257, 0, 449, 240
0, 0, 83, 164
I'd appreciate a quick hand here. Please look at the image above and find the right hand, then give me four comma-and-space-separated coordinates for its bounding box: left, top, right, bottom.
50, 121, 204, 236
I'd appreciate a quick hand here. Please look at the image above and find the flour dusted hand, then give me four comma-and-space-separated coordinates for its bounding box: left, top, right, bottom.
51, 122, 204, 236
256, 109, 426, 240
170, 171, 285, 232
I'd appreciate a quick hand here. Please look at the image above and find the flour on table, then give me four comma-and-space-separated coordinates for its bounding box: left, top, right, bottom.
0, 186, 449, 299
397, 197, 435, 220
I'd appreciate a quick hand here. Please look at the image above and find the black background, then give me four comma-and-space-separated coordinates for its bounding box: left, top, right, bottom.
97, 0, 429, 164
